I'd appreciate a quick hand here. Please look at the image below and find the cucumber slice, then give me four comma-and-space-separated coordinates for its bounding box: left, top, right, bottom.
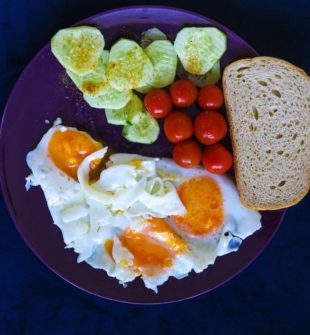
105, 109, 127, 125
67, 50, 109, 97
145, 40, 177, 88
174, 27, 226, 75
135, 85, 153, 94
83, 88, 132, 110
107, 39, 154, 91
140, 28, 167, 49
51, 26, 104, 75
122, 111, 160, 144
105, 94, 143, 125
177, 60, 221, 87
71, 49, 132, 109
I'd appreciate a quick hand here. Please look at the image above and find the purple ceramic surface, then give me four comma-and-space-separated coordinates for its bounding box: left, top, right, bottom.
0, 6, 286, 304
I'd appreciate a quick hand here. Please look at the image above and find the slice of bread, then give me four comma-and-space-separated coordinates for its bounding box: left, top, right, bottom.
223, 56, 310, 210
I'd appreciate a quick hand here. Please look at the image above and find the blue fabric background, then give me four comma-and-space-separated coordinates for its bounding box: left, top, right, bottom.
0, 1, 309, 334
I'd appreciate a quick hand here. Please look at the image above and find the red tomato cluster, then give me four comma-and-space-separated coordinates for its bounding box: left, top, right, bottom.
144, 80, 233, 174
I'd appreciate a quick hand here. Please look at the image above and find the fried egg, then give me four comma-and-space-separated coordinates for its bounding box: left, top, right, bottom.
26, 120, 104, 261
26, 122, 262, 292
86, 216, 193, 291
156, 158, 262, 272
78, 152, 261, 291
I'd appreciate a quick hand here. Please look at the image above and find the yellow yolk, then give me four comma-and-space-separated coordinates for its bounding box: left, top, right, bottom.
146, 217, 186, 254
89, 158, 102, 183
130, 159, 142, 169
48, 129, 102, 181
88, 147, 113, 184
119, 218, 186, 277
104, 239, 114, 261
173, 177, 224, 236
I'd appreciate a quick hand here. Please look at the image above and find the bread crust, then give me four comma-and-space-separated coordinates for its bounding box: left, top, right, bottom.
223, 56, 310, 210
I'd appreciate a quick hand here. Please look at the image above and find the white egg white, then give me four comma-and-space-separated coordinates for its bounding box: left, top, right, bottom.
26, 123, 92, 258
77, 149, 186, 218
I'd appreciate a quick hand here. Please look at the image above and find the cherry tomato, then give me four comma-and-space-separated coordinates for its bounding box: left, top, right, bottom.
172, 140, 202, 168
170, 79, 198, 107
202, 144, 233, 174
164, 111, 194, 143
198, 84, 224, 110
194, 111, 227, 145
144, 89, 172, 118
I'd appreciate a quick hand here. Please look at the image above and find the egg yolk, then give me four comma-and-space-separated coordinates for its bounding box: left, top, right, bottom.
146, 217, 186, 254
48, 129, 102, 181
173, 177, 224, 236
129, 159, 142, 169
104, 239, 114, 261
88, 147, 114, 184
119, 218, 186, 277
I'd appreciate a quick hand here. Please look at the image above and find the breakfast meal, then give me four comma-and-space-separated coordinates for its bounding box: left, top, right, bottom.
24, 23, 309, 292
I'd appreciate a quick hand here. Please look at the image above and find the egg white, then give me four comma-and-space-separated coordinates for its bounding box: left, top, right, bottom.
77, 149, 186, 218
26, 124, 89, 249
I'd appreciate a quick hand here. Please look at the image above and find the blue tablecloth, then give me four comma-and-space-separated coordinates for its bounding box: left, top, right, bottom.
1, 1, 309, 334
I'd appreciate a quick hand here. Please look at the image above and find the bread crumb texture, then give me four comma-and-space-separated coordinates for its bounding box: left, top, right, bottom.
223, 57, 310, 210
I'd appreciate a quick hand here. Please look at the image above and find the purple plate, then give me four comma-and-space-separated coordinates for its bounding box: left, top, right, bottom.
0, 6, 286, 304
